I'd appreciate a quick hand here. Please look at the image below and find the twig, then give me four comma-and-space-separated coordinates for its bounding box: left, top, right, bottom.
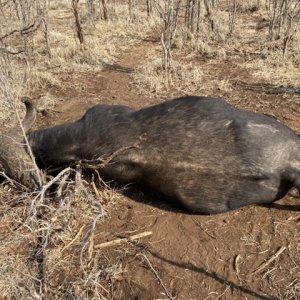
0, 47, 25, 55
153, 0, 166, 21
61, 225, 86, 252
95, 231, 153, 249
0, 170, 18, 187
233, 254, 242, 279
56, 172, 70, 199
78, 165, 105, 267
136, 253, 175, 300
79, 134, 147, 170
193, 219, 217, 239
24, 168, 73, 298
215, 285, 230, 299
251, 246, 286, 275
40, 167, 72, 197
0, 22, 39, 41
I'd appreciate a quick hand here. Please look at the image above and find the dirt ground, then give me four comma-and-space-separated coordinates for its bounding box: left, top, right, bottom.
31, 35, 300, 300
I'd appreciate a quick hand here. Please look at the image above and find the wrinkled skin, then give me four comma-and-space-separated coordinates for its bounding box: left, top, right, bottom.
27, 96, 300, 214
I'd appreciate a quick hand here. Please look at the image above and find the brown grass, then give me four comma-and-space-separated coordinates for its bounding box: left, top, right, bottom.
0, 169, 126, 299
133, 54, 204, 97
132, 0, 299, 97
0, 0, 158, 125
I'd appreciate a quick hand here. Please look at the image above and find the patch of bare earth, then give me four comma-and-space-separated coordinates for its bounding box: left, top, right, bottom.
25, 27, 300, 299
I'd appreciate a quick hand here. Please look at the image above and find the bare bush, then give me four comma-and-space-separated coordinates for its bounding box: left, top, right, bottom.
228, 0, 237, 35
154, 0, 181, 70
266, 0, 300, 57
147, 0, 153, 16
185, 0, 201, 33
129, 0, 136, 20
86, 0, 96, 19
0, 166, 110, 299
100, 0, 108, 20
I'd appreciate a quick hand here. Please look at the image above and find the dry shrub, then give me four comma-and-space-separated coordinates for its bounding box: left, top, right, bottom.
293, 29, 300, 60
175, 9, 229, 57
2, 2, 157, 88
236, 0, 261, 13
133, 57, 203, 95
48, 0, 70, 10
243, 53, 300, 86
236, 20, 300, 87
167, 0, 300, 91
0, 1, 158, 125
47, 4, 157, 71
133, 48, 234, 97
29, 69, 61, 91
176, 28, 227, 59
0, 170, 126, 299
26, 3, 155, 74
0, 55, 30, 126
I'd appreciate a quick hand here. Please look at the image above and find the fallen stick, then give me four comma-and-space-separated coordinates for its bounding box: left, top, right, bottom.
61, 225, 86, 252
136, 253, 175, 300
251, 246, 286, 275
95, 231, 152, 249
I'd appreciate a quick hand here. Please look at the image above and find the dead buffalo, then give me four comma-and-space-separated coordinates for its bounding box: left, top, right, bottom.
21, 96, 300, 214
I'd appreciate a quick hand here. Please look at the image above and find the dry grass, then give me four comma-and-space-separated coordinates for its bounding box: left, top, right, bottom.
133, 54, 204, 97
133, 1, 299, 97
243, 54, 300, 86
0, 169, 127, 299
237, 215, 300, 300
45, 4, 157, 71
0, 1, 158, 125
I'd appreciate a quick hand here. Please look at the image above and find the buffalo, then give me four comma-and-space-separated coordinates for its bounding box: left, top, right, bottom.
1, 96, 300, 214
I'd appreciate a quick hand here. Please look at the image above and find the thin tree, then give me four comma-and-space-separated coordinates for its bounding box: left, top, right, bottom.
147, 0, 153, 16
228, 0, 237, 35
154, 0, 181, 71
72, 0, 84, 44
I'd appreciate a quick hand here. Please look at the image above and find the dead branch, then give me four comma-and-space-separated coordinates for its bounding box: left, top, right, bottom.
136, 253, 175, 300
56, 172, 70, 199
228, 0, 237, 34
77, 133, 147, 171
95, 231, 153, 249
154, 0, 181, 70
39, 167, 72, 198
147, 0, 152, 16
251, 246, 286, 275
69, 165, 105, 268
0, 48, 25, 55
0, 170, 19, 187
61, 225, 86, 252
101, 0, 108, 20
72, 0, 84, 44
0, 21, 41, 41
29, 167, 75, 298
204, 0, 214, 31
